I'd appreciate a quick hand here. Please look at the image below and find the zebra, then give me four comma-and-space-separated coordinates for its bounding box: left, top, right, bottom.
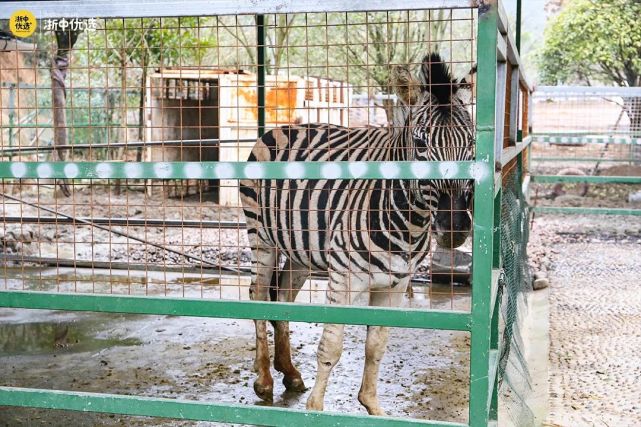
239, 52, 475, 415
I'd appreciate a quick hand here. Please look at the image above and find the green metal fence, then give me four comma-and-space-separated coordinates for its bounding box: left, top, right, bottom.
0, 1, 532, 426
529, 85, 641, 216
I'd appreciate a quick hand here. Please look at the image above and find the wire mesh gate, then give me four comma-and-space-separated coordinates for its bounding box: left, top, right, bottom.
0, 1, 531, 426
529, 86, 641, 216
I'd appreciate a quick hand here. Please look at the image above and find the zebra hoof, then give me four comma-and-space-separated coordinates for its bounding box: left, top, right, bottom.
253, 381, 274, 402
283, 376, 306, 392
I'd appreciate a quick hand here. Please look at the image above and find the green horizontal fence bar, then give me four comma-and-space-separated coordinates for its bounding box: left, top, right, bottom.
0, 387, 466, 427
532, 157, 639, 163
6, 123, 120, 129
533, 206, 641, 216
0, 160, 489, 181
0, 291, 472, 331
532, 131, 635, 135
531, 135, 641, 145
531, 175, 641, 184
532, 131, 634, 136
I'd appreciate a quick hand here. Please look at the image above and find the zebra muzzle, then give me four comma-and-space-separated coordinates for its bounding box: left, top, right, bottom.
433, 193, 471, 249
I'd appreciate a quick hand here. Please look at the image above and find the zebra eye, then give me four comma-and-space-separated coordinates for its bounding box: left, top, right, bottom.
413, 136, 428, 147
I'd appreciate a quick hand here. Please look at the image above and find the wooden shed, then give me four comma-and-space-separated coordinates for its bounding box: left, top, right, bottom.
145, 68, 352, 205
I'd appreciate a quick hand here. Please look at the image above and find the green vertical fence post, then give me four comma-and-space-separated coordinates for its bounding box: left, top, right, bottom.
256, 14, 266, 138
469, 2, 499, 426
515, 0, 522, 51
489, 188, 502, 421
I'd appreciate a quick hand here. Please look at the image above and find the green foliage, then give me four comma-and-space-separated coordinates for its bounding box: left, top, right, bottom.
342, 11, 450, 92
68, 18, 216, 142
539, 0, 641, 86
78, 17, 216, 82
215, 11, 473, 94
65, 89, 117, 146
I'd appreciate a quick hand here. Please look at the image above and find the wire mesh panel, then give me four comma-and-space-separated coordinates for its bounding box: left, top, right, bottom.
497, 161, 534, 426
530, 86, 641, 214
0, 1, 531, 426
1, 10, 477, 310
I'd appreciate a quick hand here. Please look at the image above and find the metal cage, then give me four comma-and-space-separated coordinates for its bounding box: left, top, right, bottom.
0, 1, 532, 426
530, 85, 641, 216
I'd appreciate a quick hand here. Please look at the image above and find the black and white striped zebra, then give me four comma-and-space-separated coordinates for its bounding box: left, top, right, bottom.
240, 53, 475, 415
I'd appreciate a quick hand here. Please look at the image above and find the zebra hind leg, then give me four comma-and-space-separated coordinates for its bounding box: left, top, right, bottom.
271, 259, 308, 393
358, 281, 409, 415
249, 244, 278, 402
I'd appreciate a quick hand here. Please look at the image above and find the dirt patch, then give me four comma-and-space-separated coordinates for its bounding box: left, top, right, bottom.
0, 185, 470, 286
0, 50, 36, 85
530, 164, 641, 210
598, 164, 641, 177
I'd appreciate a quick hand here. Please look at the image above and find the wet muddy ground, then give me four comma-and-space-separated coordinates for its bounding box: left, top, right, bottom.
0, 185, 469, 286
0, 286, 471, 426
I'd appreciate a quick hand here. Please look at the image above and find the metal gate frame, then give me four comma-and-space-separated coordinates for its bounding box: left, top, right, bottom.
0, 1, 532, 426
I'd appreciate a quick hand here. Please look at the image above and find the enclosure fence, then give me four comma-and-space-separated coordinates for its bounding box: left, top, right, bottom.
529, 85, 641, 216
0, 1, 532, 426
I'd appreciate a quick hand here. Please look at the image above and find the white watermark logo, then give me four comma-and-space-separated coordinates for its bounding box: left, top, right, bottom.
43, 18, 98, 32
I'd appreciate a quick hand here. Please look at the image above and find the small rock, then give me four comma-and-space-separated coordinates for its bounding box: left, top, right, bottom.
533, 271, 545, 280
628, 190, 641, 203
533, 278, 550, 290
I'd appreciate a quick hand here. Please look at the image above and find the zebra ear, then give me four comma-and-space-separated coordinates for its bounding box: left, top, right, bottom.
390, 65, 420, 106
457, 64, 477, 92
456, 63, 477, 103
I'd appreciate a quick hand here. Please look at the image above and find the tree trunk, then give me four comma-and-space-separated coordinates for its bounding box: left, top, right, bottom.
50, 28, 81, 197
137, 50, 148, 162
113, 50, 127, 195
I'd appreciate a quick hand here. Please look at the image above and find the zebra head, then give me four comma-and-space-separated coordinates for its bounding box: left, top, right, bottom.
391, 53, 475, 248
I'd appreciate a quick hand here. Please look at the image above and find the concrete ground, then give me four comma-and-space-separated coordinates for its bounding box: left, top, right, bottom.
499, 287, 550, 427
532, 215, 641, 427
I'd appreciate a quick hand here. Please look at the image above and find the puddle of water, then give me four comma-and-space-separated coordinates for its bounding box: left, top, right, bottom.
1, 266, 247, 299
409, 282, 471, 311
0, 317, 141, 356
1, 266, 471, 311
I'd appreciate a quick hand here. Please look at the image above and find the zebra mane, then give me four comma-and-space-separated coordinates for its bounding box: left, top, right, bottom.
419, 53, 459, 106
389, 52, 474, 130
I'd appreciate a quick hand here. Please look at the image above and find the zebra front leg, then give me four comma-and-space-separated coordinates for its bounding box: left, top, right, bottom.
272, 260, 308, 392
358, 283, 408, 415
306, 273, 355, 411
249, 245, 278, 402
